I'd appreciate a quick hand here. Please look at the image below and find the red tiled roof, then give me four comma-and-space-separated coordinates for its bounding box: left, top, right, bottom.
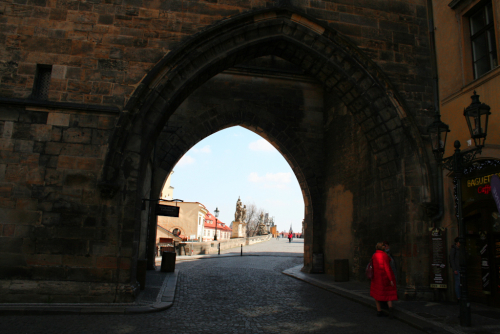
204, 212, 231, 231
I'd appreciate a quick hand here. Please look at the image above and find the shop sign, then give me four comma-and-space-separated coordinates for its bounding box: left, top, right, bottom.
156, 204, 180, 217
429, 227, 447, 289
463, 170, 500, 209
466, 172, 500, 187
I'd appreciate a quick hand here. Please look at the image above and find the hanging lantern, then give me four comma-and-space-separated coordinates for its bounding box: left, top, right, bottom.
464, 91, 491, 148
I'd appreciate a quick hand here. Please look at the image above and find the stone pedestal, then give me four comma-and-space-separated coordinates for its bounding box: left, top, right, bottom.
231, 221, 246, 238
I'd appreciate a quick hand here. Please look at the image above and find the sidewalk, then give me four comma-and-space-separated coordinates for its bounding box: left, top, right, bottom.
2, 250, 499, 334
283, 265, 500, 334
0, 269, 178, 315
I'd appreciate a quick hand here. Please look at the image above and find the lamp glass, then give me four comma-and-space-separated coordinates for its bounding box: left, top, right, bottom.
464, 92, 491, 148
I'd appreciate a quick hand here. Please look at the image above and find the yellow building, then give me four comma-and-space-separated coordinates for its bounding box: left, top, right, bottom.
156, 201, 208, 242
432, 0, 500, 305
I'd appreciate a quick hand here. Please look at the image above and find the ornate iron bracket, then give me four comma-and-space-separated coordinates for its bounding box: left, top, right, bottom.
441, 147, 481, 172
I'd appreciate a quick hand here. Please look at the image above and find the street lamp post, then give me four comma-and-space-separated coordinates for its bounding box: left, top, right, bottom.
214, 207, 219, 241
427, 91, 491, 327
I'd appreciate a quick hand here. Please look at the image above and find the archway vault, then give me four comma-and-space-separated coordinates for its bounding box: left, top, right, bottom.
99, 6, 432, 275
100, 6, 428, 192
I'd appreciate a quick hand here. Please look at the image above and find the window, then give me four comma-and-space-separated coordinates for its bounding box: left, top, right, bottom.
470, 2, 497, 78
32, 64, 52, 100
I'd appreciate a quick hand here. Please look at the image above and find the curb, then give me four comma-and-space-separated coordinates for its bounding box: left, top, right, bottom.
282, 266, 463, 334
0, 270, 178, 316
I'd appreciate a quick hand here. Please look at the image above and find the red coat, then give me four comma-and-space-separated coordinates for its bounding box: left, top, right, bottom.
370, 250, 397, 301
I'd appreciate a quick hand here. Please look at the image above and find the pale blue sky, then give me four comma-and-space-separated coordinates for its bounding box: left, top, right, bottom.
169, 126, 304, 233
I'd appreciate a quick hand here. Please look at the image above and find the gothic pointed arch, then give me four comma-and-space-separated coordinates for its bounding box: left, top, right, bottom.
98, 6, 433, 275
100, 6, 428, 194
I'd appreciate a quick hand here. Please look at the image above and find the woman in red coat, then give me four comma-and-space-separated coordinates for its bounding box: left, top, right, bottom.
370, 242, 397, 317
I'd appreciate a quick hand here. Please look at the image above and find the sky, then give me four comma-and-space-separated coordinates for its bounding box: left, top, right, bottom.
168, 126, 304, 233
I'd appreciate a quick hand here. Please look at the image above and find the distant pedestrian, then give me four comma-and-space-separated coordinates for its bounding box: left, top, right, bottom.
288, 233, 293, 243
449, 237, 461, 302
370, 242, 397, 318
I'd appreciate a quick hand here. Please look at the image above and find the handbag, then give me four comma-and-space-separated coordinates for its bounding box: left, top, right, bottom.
365, 259, 374, 280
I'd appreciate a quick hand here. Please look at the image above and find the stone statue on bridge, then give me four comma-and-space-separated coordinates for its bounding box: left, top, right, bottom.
241, 205, 247, 223
257, 212, 268, 235
232, 197, 247, 238
234, 197, 242, 222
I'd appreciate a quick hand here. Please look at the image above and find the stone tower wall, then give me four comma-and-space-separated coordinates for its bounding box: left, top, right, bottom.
0, 0, 435, 302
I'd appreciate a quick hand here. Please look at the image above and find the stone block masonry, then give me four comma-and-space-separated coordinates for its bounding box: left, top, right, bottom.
0, 0, 432, 121
0, 0, 436, 303
0, 105, 132, 302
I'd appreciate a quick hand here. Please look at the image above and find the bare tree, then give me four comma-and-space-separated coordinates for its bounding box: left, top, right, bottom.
245, 203, 267, 237
244, 203, 258, 237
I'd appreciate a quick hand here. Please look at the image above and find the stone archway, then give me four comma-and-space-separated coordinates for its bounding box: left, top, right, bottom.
100, 7, 432, 283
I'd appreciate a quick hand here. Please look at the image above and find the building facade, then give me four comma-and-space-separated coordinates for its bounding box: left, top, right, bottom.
432, 0, 500, 305
157, 201, 208, 242
203, 212, 231, 242
0, 0, 446, 303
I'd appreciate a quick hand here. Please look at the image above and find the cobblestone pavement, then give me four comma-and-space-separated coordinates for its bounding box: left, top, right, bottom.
221, 237, 304, 256
1, 240, 424, 334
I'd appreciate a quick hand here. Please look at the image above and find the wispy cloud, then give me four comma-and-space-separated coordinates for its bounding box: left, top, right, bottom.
192, 145, 211, 154
177, 155, 195, 167
248, 172, 292, 189
248, 139, 274, 152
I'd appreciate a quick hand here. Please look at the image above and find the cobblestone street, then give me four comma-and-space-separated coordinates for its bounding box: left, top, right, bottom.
1, 239, 424, 334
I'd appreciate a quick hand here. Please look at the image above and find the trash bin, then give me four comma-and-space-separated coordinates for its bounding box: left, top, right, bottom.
334, 259, 349, 282
161, 251, 176, 272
